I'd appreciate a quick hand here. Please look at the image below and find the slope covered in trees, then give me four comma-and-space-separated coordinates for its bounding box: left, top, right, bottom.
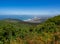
0, 15, 60, 44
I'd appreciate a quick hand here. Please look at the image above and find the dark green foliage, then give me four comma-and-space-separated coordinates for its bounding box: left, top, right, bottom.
46, 15, 60, 25
0, 15, 60, 44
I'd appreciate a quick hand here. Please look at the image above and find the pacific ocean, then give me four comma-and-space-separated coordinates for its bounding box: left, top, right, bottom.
0, 15, 52, 20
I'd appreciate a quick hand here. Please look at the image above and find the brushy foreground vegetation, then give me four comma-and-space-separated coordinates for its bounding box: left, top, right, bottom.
0, 15, 60, 44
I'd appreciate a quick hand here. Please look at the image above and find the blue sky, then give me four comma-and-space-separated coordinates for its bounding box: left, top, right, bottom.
0, 0, 60, 15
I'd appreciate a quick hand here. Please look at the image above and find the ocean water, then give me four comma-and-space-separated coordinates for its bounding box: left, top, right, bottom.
0, 15, 34, 20
0, 15, 52, 20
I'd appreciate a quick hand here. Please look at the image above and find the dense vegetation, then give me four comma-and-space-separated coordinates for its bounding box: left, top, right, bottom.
0, 15, 60, 44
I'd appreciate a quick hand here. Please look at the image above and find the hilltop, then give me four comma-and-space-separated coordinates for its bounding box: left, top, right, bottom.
0, 15, 60, 44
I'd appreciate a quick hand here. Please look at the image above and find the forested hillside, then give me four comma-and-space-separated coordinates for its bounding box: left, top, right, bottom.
0, 15, 60, 44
